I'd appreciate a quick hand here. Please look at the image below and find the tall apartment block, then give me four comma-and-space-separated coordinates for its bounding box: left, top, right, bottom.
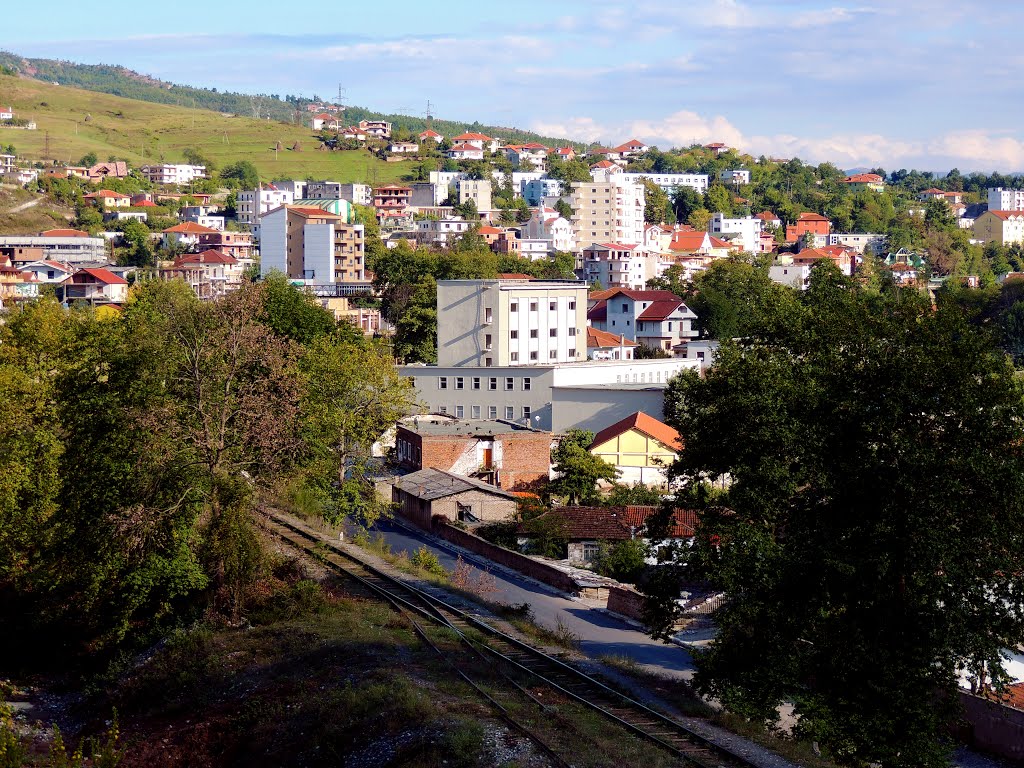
570, 179, 646, 247
259, 205, 367, 284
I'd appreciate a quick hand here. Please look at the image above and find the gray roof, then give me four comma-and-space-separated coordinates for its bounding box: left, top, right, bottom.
399, 417, 546, 437
392, 468, 517, 501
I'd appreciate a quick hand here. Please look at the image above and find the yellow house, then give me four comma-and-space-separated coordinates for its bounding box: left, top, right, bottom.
589, 411, 682, 488
974, 210, 1024, 246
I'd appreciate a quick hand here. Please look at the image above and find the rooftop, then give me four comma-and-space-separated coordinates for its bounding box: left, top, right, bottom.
398, 417, 547, 437
392, 467, 516, 501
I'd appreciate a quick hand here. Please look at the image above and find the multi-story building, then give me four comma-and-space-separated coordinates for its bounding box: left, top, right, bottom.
841, 173, 885, 192
0, 230, 108, 265
373, 185, 412, 219
437, 276, 589, 368
582, 243, 665, 291
270, 179, 308, 199
523, 208, 576, 253
416, 218, 473, 246
987, 188, 1024, 212
974, 210, 1024, 246
306, 181, 372, 206
140, 164, 207, 186
357, 119, 392, 139
570, 179, 646, 247
259, 205, 368, 284
828, 232, 886, 255
237, 186, 294, 231
588, 288, 698, 353
591, 170, 709, 195
785, 212, 832, 243
718, 169, 751, 185
456, 179, 492, 212
410, 182, 447, 208
523, 178, 565, 206
197, 230, 254, 261
709, 213, 763, 253
160, 250, 243, 299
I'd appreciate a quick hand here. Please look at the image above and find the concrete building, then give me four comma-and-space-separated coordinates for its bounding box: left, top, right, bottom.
523, 208, 576, 253
0, 232, 108, 265
395, 415, 551, 491
828, 232, 886, 255
769, 262, 813, 290
197, 230, 254, 261
437, 276, 589, 368
709, 213, 763, 253
392, 468, 517, 528
592, 171, 709, 195
570, 179, 646, 247
786, 212, 832, 243
237, 186, 294, 232
589, 288, 698, 353
270, 180, 308, 199
259, 205, 367, 284
582, 243, 664, 290
373, 185, 413, 218
456, 179, 492, 212
416, 217, 473, 246
306, 181, 372, 206
718, 169, 751, 185
974, 210, 1024, 246
988, 188, 1024, 212
58, 267, 128, 305
140, 163, 207, 186
523, 178, 564, 206
400, 357, 698, 432
410, 182, 447, 208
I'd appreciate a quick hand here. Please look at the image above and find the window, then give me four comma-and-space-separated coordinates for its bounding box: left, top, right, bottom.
569, 300, 576, 310
505, 406, 514, 419
523, 406, 531, 420
569, 327, 576, 336
530, 329, 538, 338
457, 502, 477, 523
530, 351, 538, 360
569, 348, 576, 357
485, 334, 492, 350
439, 406, 447, 414
549, 350, 557, 359
489, 377, 498, 390
456, 405, 464, 418
472, 377, 481, 390
510, 330, 518, 339
505, 377, 514, 390
549, 301, 556, 310
667, 322, 673, 331
484, 307, 492, 324
511, 352, 519, 362
549, 328, 557, 338
530, 300, 538, 311
455, 377, 464, 390
511, 301, 518, 312
622, 303, 628, 312
471, 405, 481, 419
438, 377, 448, 390
488, 405, 497, 419
523, 377, 531, 391
485, 357, 493, 367
582, 542, 601, 562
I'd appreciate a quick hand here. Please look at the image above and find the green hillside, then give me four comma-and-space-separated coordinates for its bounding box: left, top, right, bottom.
0, 73, 407, 184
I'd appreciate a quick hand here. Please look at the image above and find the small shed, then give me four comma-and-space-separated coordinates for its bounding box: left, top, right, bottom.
392, 468, 517, 529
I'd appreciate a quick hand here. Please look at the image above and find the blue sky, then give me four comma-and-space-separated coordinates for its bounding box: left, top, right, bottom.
11, 0, 1024, 171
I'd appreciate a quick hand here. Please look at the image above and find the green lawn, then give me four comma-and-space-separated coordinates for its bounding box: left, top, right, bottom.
0, 74, 408, 184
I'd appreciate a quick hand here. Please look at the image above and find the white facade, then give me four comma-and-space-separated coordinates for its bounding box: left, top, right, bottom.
583, 245, 665, 291
416, 218, 472, 245
140, 164, 207, 186
237, 187, 295, 231
270, 179, 309, 199
457, 179, 492, 211
769, 263, 813, 290
523, 210, 576, 253
599, 291, 699, 350
518, 240, 552, 260
430, 171, 468, 188
595, 171, 709, 194
828, 232, 886, 255
719, 169, 751, 185
988, 188, 1024, 211
258, 207, 288, 275
709, 213, 763, 253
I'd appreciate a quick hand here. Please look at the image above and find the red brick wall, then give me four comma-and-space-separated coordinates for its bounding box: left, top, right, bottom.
607, 585, 647, 622
431, 520, 579, 594
497, 433, 551, 491
421, 436, 474, 473
960, 691, 1024, 763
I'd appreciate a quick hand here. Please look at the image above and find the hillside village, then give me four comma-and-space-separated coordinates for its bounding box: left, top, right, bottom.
5, 69, 1024, 768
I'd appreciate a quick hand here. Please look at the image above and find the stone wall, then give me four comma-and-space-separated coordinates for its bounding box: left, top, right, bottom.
606, 585, 647, 623
960, 691, 1024, 763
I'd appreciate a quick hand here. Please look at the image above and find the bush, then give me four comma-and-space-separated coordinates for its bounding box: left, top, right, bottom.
410, 546, 445, 577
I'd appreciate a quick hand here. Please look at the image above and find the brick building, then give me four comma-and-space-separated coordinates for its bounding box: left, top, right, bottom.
394, 415, 552, 491
785, 212, 832, 243
392, 468, 517, 528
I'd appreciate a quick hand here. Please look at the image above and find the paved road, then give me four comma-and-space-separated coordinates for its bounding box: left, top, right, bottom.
360, 516, 695, 680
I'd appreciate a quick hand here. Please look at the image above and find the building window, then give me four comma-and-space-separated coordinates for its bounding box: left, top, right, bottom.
511, 352, 519, 362
510, 330, 518, 339
530, 329, 538, 338
668, 322, 673, 331
455, 405, 465, 418
489, 377, 497, 390
484, 307, 493, 324
569, 327, 576, 336
523, 406, 531, 420
569, 348, 576, 357
621, 303, 628, 312
549, 350, 557, 359
505, 377, 514, 390
457, 502, 477, 523
488, 405, 497, 419
455, 377, 464, 390
439, 377, 448, 389
530, 351, 538, 361
523, 377, 531, 391
582, 542, 601, 562
568, 300, 576, 310
530, 300, 538, 311
472, 377, 481, 390
471, 405, 481, 419
549, 301, 556, 310
510, 302, 518, 312
485, 357, 493, 367
548, 328, 557, 338
505, 406, 514, 419
439, 406, 447, 414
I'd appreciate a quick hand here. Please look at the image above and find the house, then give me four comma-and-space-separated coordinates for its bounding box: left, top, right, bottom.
339, 126, 368, 142
59, 267, 128, 305
704, 142, 730, 156
391, 467, 518, 529
161, 249, 242, 299
785, 211, 832, 242
87, 161, 129, 182
140, 164, 207, 186
769, 262, 813, 290
552, 146, 576, 161
416, 217, 473, 246
754, 211, 782, 229
83, 190, 131, 208
668, 230, 734, 259
162, 221, 218, 249
841, 173, 885, 192
583, 243, 663, 291
197, 230, 254, 261
589, 411, 681, 487
452, 132, 500, 152
0, 255, 38, 304
4, 167, 39, 186
719, 169, 751, 185
373, 185, 413, 217
613, 139, 649, 159
358, 120, 392, 139
19, 259, 74, 284
587, 327, 637, 360
709, 213, 763, 253
974, 211, 1024, 246
311, 113, 339, 131
394, 415, 552, 491
389, 141, 419, 154
504, 143, 549, 170
588, 288, 698, 353
418, 129, 443, 143
0, 106, 14, 121
447, 143, 486, 161
988, 188, 1024, 212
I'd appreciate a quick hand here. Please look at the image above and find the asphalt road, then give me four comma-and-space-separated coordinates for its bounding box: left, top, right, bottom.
360, 516, 695, 679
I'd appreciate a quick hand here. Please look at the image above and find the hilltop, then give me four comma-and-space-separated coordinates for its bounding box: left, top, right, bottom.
0, 51, 580, 150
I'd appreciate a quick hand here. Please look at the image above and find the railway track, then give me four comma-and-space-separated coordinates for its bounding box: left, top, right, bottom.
261, 511, 760, 768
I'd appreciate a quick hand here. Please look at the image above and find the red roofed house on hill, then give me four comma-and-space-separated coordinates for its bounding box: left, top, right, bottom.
841, 173, 885, 192
785, 211, 832, 244
974, 210, 1024, 246
162, 221, 218, 249
589, 410, 682, 487
587, 288, 698, 353
452, 132, 501, 152
59, 267, 128, 305
447, 143, 485, 161
418, 129, 444, 143
160, 249, 242, 299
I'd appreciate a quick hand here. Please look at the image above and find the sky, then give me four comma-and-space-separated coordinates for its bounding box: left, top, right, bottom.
9, 0, 1024, 172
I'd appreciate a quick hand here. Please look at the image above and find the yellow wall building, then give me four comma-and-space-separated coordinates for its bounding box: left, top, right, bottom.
589, 411, 682, 488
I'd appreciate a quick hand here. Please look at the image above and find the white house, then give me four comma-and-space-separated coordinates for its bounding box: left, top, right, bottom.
709, 213, 763, 253
523, 208, 576, 253
0, 106, 14, 121
19, 260, 74, 284
416, 218, 472, 246
447, 143, 485, 161
589, 288, 698, 353
719, 169, 751, 185
237, 186, 295, 233
582, 243, 664, 291
769, 262, 813, 290
141, 164, 207, 186
389, 141, 419, 154
452, 132, 501, 152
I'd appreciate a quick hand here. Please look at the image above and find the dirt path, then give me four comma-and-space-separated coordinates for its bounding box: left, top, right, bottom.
5, 196, 41, 214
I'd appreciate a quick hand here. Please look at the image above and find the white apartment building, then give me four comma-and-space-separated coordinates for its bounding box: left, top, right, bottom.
590, 288, 698, 352
430, 170, 468, 188
436, 277, 589, 368
140, 164, 207, 186
307, 181, 372, 206
501, 171, 545, 199
456, 179, 492, 212
988, 188, 1024, 211
259, 205, 367, 284
270, 179, 309, 199
237, 187, 295, 231
571, 179, 646, 247
709, 213, 763, 253
416, 218, 472, 246
523, 178, 565, 206
582, 244, 664, 290
769, 262, 813, 290
590, 168, 709, 195
828, 232, 886, 255
523, 209, 576, 253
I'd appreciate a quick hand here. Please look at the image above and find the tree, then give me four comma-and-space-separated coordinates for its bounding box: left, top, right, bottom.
219, 160, 259, 189
595, 538, 649, 584
704, 183, 732, 216
550, 429, 620, 504
654, 262, 1024, 767
119, 218, 155, 267
639, 178, 673, 223
634, 342, 670, 359
554, 198, 574, 220
259, 271, 338, 345
78, 151, 98, 167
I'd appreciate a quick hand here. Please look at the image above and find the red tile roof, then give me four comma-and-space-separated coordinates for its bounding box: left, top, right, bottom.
478, 225, 503, 234
453, 132, 492, 141
587, 301, 607, 322
843, 173, 884, 184
449, 143, 482, 152
587, 242, 639, 251
84, 189, 128, 199
985, 210, 1024, 221
621, 506, 699, 538
173, 249, 238, 267
590, 160, 618, 169
134, 199, 158, 207
614, 139, 646, 152
163, 222, 217, 234
73, 267, 127, 285
796, 212, 830, 222
590, 411, 683, 452
708, 236, 734, 248
419, 129, 442, 137
754, 211, 780, 221
41, 228, 90, 237
669, 232, 711, 251
498, 273, 533, 280
288, 206, 343, 218
637, 298, 684, 321
586, 326, 638, 348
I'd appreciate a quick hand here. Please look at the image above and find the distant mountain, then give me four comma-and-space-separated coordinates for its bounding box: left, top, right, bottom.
0, 51, 581, 148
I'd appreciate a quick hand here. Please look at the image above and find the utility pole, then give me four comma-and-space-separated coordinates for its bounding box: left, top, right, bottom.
43, 131, 50, 163
426, 99, 434, 130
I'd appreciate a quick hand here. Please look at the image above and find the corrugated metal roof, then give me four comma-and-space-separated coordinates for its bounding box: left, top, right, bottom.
392, 468, 516, 501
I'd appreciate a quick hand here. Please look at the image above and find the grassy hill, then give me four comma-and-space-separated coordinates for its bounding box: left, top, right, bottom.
0, 73, 407, 184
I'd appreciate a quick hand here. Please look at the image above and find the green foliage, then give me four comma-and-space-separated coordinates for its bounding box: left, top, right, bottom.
634, 342, 670, 359
410, 546, 445, 576
259, 271, 337, 344
551, 429, 620, 505
657, 261, 1024, 766
554, 197, 574, 220
594, 538, 649, 584
604, 483, 664, 507
219, 159, 260, 189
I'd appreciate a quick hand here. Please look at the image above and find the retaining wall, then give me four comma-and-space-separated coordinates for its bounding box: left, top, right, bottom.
960, 691, 1024, 764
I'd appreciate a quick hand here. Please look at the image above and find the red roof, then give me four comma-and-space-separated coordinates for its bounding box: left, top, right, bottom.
478, 226, 503, 234
313, 113, 333, 120
85, 189, 128, 199
796, 212, 829, 222
586, 326, 638, 348
590, 160, 618, 169
587, 242, 638, 251
73, 267, 127, 285
134, 199, 158, 207
669, 231, 711, 251
590, 411, 682, 452
419, 129, 442, 137
708, 235, 733, 248
985, 210, 1024, 221
614, 139, 646, 152
705, 142, 727, 149
621, 506, 699, 538
173, 249, 237, 267
843, 173, 884, 184
40, 228, 90, 237
163, 222, 217, 234
288, 206, 343, 218
604, 288, 681, 302
637, 298, 684, 321
587, 301, 607, 323
498, 273, 533, 280
754, 211, 779, 221
453, 132, 492, 141
449, 143, 482, 152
